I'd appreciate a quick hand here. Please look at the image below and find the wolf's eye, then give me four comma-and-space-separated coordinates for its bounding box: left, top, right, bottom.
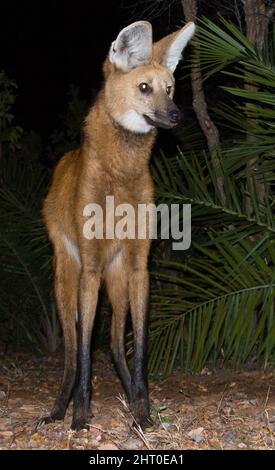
139, 82, 151, 94
166, 86, 172, 95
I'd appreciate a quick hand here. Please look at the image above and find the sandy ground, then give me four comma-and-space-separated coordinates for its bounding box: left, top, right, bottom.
0, 351, 274, 450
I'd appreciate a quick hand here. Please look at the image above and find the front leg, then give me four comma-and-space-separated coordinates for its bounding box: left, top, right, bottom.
129, 266, 151, 428
72, 269, 100, 430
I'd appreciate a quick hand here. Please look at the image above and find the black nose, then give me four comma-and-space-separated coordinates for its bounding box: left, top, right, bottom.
168, 109, 182, 124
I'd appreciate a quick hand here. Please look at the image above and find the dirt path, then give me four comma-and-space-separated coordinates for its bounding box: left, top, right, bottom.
0, 352, 274, 450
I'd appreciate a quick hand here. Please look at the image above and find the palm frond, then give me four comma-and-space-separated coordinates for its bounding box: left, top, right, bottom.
0, 153, 58, 352
149, 237, 275, 374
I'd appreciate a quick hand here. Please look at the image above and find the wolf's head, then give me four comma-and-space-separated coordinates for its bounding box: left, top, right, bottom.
103, 20, 195, 133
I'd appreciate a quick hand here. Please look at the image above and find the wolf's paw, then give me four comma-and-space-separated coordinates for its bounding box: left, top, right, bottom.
71, 418, 90, 431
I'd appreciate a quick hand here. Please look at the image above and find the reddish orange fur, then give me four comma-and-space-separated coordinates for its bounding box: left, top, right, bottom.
42, 21, 195, 430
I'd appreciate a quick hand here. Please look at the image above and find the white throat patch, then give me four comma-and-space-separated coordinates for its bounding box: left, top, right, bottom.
118, 110, 153, 134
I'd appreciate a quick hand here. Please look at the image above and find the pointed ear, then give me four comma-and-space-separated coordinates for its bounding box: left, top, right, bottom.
153, 22, 195, 73
109, 21, 152, 72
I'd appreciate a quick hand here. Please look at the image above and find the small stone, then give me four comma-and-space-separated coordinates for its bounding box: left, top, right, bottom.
200, 368, 211, 375
98, 442, 119, 450
250, 399, 258, 406
188, 427, 204, 443
121, 438, 142, 450
89, 425, 102, 441
0, 431, 13, 442
89, 439, 100, 448
238, 442, 247, 449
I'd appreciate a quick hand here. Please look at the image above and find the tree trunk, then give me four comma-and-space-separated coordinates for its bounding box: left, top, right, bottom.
181, 0, 225, 203
244, 0, 275, 209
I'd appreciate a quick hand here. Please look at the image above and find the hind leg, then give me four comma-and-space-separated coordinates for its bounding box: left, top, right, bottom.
128, 251, 151, 428
43, 251, 79, 423
105, 254, 132, 401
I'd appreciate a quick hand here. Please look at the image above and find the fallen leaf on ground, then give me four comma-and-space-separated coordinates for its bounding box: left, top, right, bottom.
209, 438, 221, 449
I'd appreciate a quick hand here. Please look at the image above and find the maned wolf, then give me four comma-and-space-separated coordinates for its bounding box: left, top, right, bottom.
42, 20, 195, 430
